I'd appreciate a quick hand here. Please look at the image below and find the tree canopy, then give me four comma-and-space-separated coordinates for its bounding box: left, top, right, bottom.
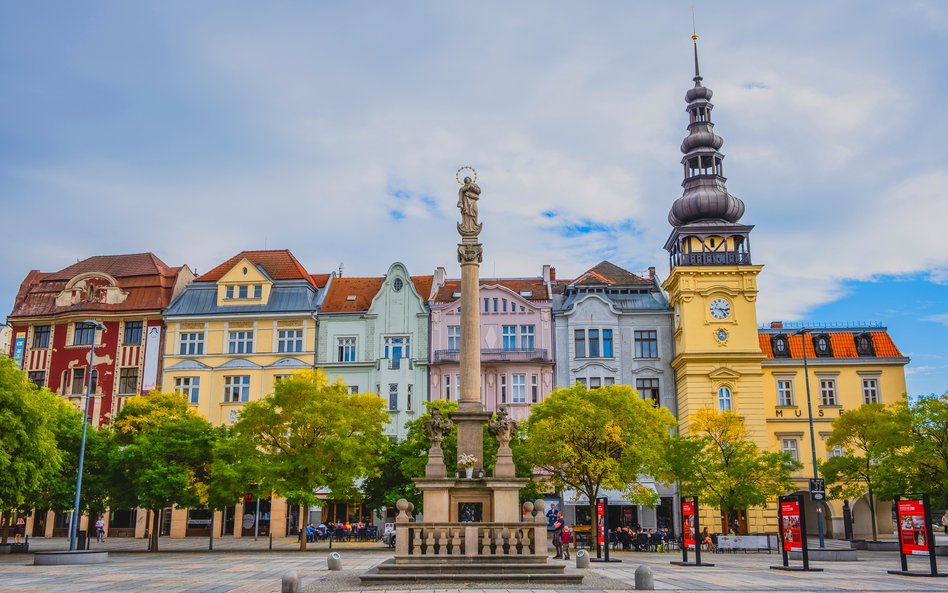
232, 370, 387, 550
667, 408, 800, 530
519, 384, 676, 527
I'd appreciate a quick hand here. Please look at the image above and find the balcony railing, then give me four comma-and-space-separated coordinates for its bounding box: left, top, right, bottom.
433, 348, 550, 364
672, 250, 752, 267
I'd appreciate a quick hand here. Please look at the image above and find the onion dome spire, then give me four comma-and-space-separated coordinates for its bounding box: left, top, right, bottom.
668, 35, 745, 227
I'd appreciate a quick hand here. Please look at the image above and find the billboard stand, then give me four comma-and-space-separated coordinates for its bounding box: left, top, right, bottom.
671, 496, 714, 567
590, 496, 621, 563
771, 494, 823, 572
887, 495, 947, 577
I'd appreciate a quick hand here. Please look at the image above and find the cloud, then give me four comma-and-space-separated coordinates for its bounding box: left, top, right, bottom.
922, 314, 948, 327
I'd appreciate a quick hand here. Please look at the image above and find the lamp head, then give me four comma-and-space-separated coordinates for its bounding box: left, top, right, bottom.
82, 320, 107, 331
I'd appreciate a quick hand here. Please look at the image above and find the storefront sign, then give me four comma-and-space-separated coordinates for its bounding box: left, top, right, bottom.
682, 500, 696, 550
780, 499, 803, 552
12, 332, 26, 369
897, 499, 930, 556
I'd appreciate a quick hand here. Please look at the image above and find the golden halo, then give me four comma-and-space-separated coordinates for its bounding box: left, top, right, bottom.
455, 166, 477, 185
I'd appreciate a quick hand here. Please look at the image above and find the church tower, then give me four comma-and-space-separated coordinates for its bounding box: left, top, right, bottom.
662, 36, 767, 448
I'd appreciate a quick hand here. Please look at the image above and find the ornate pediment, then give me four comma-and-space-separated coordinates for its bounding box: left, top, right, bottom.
708, 366, 741, 381
56, 272, 127, 307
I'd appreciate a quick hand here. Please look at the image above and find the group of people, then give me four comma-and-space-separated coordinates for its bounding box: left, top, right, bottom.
613, 525, 674, 551
550, 511, 572, 560
304, 520, 367, 542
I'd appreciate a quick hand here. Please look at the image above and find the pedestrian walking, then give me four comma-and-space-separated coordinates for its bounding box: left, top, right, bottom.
941, 511, 948, 536
552, 513, 564, 559
95, 516, 106, 543
13, 517, 26, 544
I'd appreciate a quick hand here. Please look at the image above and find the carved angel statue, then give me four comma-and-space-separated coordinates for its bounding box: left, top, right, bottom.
422, 407, 453, 447
456, 176, 482, 236
488, 406, 518, 448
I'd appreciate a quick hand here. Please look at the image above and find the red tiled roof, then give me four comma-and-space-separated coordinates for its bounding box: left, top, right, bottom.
9, 253, 188, 319
411, 276, 434, 301
197, 250, 314, 286
310, 273, 332, 289
759, 331, 904, 359
433, 278, 550, 303
321, 277, 385, 313
572, 261, 653, 287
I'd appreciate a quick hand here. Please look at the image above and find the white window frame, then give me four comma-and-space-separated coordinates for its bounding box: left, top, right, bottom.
223, 376, 250, 403
277, 329, 304, 353
447, 326, 461, 351
444, 375, 451, 400
228, 330, 254, 355
337, 337, 357, 362
777, 379, 794, 407
179, 332, 205, 356
174, 377, 200, 404
819, 379, 837, 406
511, 374, 526, 403
388, 383, 398, 411
520, 325, 535, 350
502, 325, 517, 351
531, 374, 538, 403
781, 438, 800, 462
718, 386, 733, 411
862, 378, 879, 404
828, 444, 844, 458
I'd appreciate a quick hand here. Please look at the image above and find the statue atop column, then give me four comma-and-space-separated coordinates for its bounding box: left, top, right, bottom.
423, 408, 453, 447
456, 173, 483, 238
488, 406, 518, 448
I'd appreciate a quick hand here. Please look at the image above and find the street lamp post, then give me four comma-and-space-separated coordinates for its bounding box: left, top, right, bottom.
796, 327, 826, 548
68, 320, 106, 552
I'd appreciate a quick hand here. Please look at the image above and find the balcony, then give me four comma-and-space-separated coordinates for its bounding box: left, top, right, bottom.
433, 348, 550, 364
672, 250, 752, 267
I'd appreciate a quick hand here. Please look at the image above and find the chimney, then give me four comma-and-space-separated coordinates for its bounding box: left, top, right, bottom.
648, 266, 656, 278
770, 321, 783, 329
434, 266, 447, 288
542, 265, 551, 283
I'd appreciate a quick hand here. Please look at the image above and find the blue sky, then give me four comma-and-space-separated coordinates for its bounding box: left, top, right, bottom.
1, 1, 946, 395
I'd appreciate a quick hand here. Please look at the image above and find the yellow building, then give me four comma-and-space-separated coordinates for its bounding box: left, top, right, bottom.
159, 249, 331, 538
759, 323, 909, 538
661, 40, 909, 537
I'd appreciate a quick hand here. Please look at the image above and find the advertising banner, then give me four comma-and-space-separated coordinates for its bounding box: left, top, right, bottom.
596, 500, 605, 546
682, 500, 696, 550
780, 499, 803, 552
12, 332, 26, 369
897, 499, 930, 556
141, 325, 161, 392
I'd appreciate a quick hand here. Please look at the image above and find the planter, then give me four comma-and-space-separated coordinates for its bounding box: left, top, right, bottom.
465, 468, 473, 479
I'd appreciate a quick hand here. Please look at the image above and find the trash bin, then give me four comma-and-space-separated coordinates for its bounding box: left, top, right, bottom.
77, 531, 88, 550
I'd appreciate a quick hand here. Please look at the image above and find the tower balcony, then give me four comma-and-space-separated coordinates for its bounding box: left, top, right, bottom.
433, 348, 550, 364
673, 249, 752, 267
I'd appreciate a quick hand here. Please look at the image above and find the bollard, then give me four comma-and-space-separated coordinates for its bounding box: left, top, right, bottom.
634, 564, 654, 590
327, 551, 343, 571
281, 570, 300, 593
575, 548, 590, 569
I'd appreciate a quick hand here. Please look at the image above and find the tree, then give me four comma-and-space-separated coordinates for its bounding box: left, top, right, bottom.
667, 408, 800, 531
112, 392, 217, 551
880, 396, 948, 509
0, 358, 61, 543
519, 384, 676, 531
822, 402, 910, 541
233, 370, 387, 550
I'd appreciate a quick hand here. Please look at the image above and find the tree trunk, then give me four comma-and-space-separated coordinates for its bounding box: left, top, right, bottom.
299, 503, 307, 552
867, 487, 878, 542
150, 508, 161, 552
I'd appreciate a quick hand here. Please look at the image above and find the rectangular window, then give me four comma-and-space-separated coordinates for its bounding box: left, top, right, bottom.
502, 325, 517, 351
604, 377, 615, 387
634, 330, 658, 358
828, 445, 844, 458
484, 298, 489, 313
179, 332, 205, 355
73, 322, 96, 346
118, 367, 139, 395
407, 384, 413, 411
636, 378, 660, 406
777, 380, 794, 407
385, 337, 409, 369
226, 286, 234, 299
500, 374, 507, 404
28, 371, 46, 388
223, 376, 250, 403
574, 329, 586, 358
123, 321, 143, 345
238, 285, 248, 299
278, 329, 304, 353
576, 377, 587, 387
862, 378, 879, 404
174, 377, 200, 404
253, 285, 262, 299
511, 374, 526, 403
820, 379, 837, 406
782, 439, 800, 462
502, 298, 507, 313
445, 375, 451, 400
602, 329, 613, 358
71, 368, 86, 394
337, 337, 357, 362
447, 326, 461, 351
589, 377, 602, 389
228, 330, 254, 354
388, 384, 398, 411
520, 325, 535, 350
588, 329, 600, 357
493, 298, 498, 313
531, 374, 538, 403
348, 385, 359, 394
32, 325, 51, 348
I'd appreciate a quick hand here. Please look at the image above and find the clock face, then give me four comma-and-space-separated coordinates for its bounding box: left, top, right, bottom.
716, 329, 728, 342
709, 298, 731, 319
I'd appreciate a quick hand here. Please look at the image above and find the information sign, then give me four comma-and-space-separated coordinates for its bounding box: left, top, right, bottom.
897, 498, 930, 556
780, 499, 803, 552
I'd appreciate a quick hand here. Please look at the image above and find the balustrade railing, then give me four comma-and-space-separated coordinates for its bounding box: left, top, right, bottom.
395, 522, 545, 560
432, 348, 550, 364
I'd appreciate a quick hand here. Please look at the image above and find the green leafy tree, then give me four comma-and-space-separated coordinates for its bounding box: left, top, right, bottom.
233, 370, 387, 550
878, 396, 948, 510
668, 408, 800, 531
112, 392, 217, 552
821, 402, 911, 541
519, 384, 676, 530
0, 358, 61, 542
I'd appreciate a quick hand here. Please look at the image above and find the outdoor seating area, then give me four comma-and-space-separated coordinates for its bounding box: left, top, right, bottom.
303, 523, 380, 543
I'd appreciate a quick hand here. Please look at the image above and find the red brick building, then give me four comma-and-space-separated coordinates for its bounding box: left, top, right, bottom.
7, 253, 193, 426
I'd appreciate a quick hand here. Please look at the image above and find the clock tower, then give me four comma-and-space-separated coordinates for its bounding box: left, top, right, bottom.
662, 36, 767, 447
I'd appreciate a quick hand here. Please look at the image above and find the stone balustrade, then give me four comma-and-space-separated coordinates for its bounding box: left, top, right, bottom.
395, 522, 546, 562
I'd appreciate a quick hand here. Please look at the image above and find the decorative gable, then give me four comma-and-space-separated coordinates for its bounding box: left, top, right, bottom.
215, 258, 273, 306
55, 272, 128, 307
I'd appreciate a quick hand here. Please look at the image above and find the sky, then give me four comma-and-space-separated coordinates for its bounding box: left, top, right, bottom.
1, 1, 946, 396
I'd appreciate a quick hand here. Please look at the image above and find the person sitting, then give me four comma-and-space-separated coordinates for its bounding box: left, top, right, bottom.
701, 527, 716, 552
306, 524, 316, 542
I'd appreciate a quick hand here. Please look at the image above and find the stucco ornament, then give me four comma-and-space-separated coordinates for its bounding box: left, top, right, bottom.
488, 406, 518, 448
456, 167, 482, 237
422, 407, 453, 447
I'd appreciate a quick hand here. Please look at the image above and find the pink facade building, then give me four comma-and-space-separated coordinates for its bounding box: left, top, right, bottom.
428, 266, 560, 422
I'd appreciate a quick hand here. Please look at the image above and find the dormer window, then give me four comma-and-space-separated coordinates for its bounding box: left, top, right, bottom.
225, 284, 263, 300
855, 333, 875, 357
813, 334, 833, 358
771, 334, 790, 358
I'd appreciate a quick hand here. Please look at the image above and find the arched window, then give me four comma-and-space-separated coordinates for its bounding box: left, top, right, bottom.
718, 386, 733, 411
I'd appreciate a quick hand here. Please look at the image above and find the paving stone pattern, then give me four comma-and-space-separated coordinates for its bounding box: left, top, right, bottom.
1, 538, 946, 593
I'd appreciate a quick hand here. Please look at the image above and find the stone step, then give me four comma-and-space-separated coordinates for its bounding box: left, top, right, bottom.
376, 561, 569, 574
360, 570, 585, 585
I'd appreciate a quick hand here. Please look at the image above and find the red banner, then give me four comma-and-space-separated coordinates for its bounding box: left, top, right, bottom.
596, 502, 605, 545
897, 499, 930, 556
780, 499, 802, 552
682, 501, 696, 550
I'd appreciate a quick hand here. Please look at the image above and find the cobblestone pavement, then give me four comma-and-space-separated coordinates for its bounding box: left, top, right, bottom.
1, 538, 947, 593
